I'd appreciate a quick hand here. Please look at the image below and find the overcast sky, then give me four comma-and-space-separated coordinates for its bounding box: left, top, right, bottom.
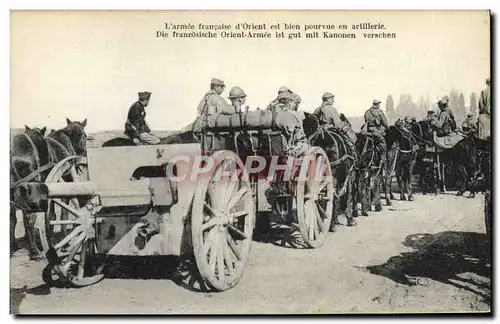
11, 10, 490, 133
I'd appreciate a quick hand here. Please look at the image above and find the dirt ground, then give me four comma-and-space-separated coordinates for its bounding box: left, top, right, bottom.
10, 190, 490, 314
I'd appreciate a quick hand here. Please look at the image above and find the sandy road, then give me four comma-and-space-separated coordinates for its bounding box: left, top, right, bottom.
10, 192, 490, 314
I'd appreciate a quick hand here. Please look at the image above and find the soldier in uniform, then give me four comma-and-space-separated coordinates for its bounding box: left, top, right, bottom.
197, 78, 235, 116
424, 110, 436, 122
124, 91, 160, 145
267, 86, 294, 112
431, 98, 456, 137
478, 78, 491, 141
228, 86, 248, 113
291, 93, 306, 122
462, 113, 477, 134
313, 92, 342, 127
364, 99, 388, 160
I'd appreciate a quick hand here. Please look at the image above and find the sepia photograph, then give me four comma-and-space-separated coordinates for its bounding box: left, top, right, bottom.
9, 9, 491, 314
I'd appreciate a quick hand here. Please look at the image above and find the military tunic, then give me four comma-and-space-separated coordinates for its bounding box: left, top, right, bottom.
478, 84, 491, 140
364, 107, 388, 136
431, 108, 455, 136
197, 90, 236, 115
125, 101, 151, 138
314, 102, 342, 127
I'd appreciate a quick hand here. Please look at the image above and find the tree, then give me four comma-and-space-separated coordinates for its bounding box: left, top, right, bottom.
449, 89, 460, 117
385, 95, 395, 123
470, 92, 478, 116
458, 93, 466, 121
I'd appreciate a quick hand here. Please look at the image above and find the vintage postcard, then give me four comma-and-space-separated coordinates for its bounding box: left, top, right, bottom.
9, 10, 491, 314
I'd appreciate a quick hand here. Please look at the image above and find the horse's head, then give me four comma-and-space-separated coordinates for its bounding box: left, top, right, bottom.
24, 125, 47, 140
64, 118, 88, 155
413, 120, 433, 144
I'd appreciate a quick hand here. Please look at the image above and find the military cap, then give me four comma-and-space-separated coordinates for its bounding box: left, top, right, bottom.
211, 78, 225, 86
277, 91, 295, 101
427, 110, 435, 115
322, 92, 334, 99
278, 86, 292, 94
373, 99, 382, 105
138, 92, 152, 100
441, 96, 449, 103
228, 86, 247, 99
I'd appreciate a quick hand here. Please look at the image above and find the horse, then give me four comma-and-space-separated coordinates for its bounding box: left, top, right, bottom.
101, 131, 199, 147
384, 123, 419, 202
354, 132, 385, 216
48, 118, 88, 156
304, 114, 358, 230
10, 119, 89, 260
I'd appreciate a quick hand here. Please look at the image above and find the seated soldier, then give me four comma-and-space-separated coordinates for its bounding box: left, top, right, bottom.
431, 98, 456, 137
267, 86, 294, 112
462, 113, 477, 135
364, 99, 388, 162
124, 92, 160, 145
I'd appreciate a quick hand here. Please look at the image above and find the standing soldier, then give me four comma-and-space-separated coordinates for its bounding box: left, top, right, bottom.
228, 86, 248, 113
124, 91, 160, 145
197, 78, 235, 116
364, 99, 389, 160
478, 77, 491, 141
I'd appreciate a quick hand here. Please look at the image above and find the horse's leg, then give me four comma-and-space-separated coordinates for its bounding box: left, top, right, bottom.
23, 212, 43, 261
456, 163, 467, 196
360, 175, 370, 216
408, 158, 416, 201
345, 176, 356, 226
396, 166, 405, 201
373, 173, 382, 212
10, 206, 18, 256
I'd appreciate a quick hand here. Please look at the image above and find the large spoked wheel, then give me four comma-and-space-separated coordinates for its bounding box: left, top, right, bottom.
296, 147, 334, 249
191, 150, 255, 291
39, 156, 104, 288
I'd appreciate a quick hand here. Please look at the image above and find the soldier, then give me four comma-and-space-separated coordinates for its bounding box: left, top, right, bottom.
431, 98, 456, 137
124, 91, 160, 145
424, 110, 436, 122
364, 99, 388, 159
228, 86, 248, 113
273, 91, 296, 112
462, 113, 477, 134
197, 78, 235, 116
267, 86, 294, 112
313, 92, 342, 127
291, 93, 306, 122
478, 77, 491, 140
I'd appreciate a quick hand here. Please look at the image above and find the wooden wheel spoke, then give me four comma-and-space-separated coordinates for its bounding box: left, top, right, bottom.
228, 210, 249, 219
50, 219, 83, 226
203, 227, 218, 256
316, 208, 326, 233
315, 179, 331, 195
227, 224, 247, 240
227, 187, 249, 211
54, 225, 84, 250
64, 232, 86, 269
222, 238, 235, 276
209, 233, 219, 273
226, 232, 242, 261
216, 232, 225, 279
202, 216, 222, 232
315, 200, 328, 220
53, 199, 83, 219
224, 175, 239, 206
308, 207, 315, 239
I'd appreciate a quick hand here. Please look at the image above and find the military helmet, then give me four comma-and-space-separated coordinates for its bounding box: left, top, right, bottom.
293, 93, 301, 103
228, 86, 246, 99
322, 92, 334, 100
277, 91, 295, 101
278, 86, 292, 94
